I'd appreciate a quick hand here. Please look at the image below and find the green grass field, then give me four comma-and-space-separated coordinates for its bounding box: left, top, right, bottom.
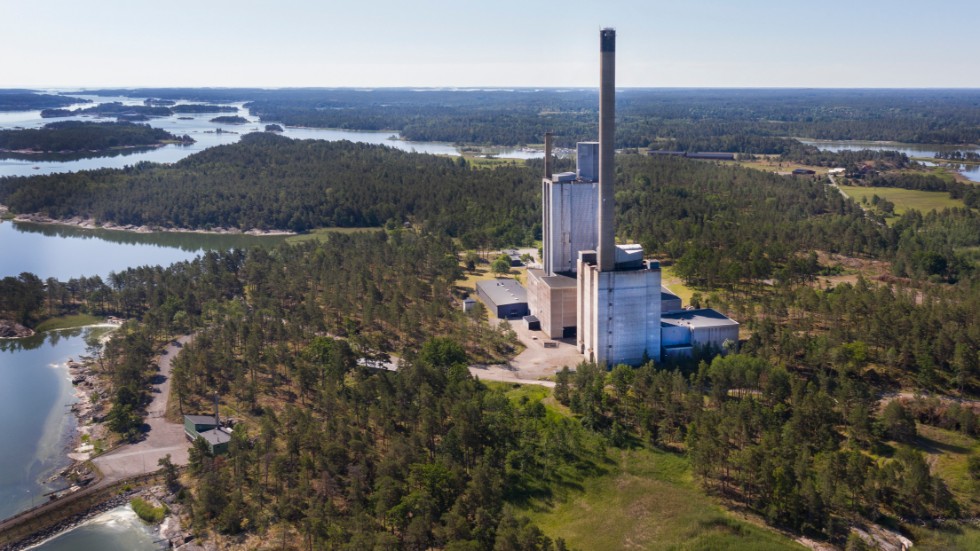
661, 264, 696, 306
909, 524, 980, 551
501, 385, 801, 550
914, 424, 980, 516
284, 226, 383, 244
525, 446, 803, 550
837, 185, 964, 217
34, 313, 102, 333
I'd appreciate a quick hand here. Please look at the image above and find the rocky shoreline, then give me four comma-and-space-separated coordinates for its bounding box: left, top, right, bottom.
0, 320, 34, 339
9, 211, 295, 236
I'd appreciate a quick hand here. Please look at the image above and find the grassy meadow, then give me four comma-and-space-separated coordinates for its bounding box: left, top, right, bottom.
837, 185, 964, 217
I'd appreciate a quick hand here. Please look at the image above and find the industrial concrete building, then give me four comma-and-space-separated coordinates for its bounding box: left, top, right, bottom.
476, 278, 529, 319
526, 128, 601, 339
661, 309, 740, 359
526, 268, 578, 338
525, 28, 738, 366
574, 28, 666, 366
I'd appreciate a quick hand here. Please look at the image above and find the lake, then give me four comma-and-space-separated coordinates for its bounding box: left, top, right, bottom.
0, 219, 287, 281
0, 326, 113, 521
0, 94, 541, 178
797, 139, 980, 183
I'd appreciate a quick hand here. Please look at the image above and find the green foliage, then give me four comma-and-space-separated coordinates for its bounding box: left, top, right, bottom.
0, 134, 538, 246
0, 272, 44, 325
491, 255, 512, 277
881, 401, 917, 442
418, 337, 468, 369
130, 497, 167, 523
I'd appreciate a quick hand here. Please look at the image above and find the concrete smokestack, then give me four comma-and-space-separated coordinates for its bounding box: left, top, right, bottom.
597, 28, 616, 272
544, 131, 553, 179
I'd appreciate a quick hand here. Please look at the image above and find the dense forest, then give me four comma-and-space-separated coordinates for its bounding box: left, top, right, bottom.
0, 121, 191, 154
5, 136, 977, 546
0, 134, 540, 243
70, 227, 977, 548
0, 90, 87, 111
3, 136, 977, 284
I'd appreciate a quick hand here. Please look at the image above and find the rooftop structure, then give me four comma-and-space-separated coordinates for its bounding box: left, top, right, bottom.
476, 278, 529, 319
526, 269, 578, 339
184, 414, 232, 455
660, 308, 739, 358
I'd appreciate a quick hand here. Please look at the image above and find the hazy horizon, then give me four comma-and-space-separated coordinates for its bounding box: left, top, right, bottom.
4, 0, 979, 88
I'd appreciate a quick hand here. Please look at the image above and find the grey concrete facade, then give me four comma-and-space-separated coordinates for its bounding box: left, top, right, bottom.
542, 178, 599, 275
660, 308, 739, 356
578, 257, 662, 366
526, 268, 578, 339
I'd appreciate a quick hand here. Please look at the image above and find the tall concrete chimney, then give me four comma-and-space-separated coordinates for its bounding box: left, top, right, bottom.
597, 28, 616, 272
544, 131, 553, 179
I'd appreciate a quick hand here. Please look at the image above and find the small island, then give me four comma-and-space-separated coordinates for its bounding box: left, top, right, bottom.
0, 121, 194, 157
40, 102, 173, 119
171, 104, 238, 114
264, 123, 284, 132
209, 115, 249, 124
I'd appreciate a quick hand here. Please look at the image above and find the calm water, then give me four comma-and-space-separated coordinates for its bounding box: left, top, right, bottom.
0, 94, 540, 178
798, 139, 980, 183
0, 326, 113, 520
0, 219, 287, 280
29, 505, 162, 551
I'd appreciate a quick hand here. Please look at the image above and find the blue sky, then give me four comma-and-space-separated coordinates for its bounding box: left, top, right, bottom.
3, 0, 978, 88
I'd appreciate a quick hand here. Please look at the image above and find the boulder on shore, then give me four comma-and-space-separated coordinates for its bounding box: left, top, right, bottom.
0, 319, 34, 338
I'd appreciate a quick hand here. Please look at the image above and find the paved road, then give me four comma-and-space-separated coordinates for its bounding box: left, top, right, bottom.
93, 334, 193, 481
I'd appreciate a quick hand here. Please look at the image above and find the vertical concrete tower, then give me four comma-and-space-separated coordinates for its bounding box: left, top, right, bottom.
597, 28, 616, 272
577, 28, 662, 367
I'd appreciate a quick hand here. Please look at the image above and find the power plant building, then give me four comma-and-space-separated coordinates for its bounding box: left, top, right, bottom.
525, 28, 738, 366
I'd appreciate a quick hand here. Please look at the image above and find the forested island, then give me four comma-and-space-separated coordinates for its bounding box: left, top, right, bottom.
0, 121, 193, 157
209, 115, 249, 124
171, 104, 238, 114
40, 102, 238, 119
0, 90, 87, 111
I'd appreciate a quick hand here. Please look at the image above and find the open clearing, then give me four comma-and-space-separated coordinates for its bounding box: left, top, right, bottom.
34, 313, 102, 333
285, 226, 383, 244
660, 264, 696, 306
525, 445, 803, 550
837, 185, 964, 216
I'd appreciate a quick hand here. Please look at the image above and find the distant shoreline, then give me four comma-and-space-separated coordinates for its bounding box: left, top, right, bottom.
3, 205, 296, 237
